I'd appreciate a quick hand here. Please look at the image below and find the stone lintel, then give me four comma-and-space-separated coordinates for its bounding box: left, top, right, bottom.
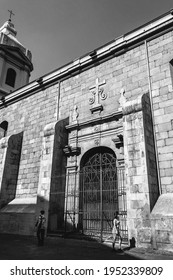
66, 111, 123, 131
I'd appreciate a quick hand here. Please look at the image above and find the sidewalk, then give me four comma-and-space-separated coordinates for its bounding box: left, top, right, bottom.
0, 233, 173, 260
124, 246, 173, 260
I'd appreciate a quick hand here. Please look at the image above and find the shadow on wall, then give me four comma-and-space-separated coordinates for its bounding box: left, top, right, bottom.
142, 93, 159, 211
47, 118, 69, 233
0, 196, 36, 235
0, 132, 23, 209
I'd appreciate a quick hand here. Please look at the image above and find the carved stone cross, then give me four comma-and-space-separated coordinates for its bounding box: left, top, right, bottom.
89, 78, 106, 106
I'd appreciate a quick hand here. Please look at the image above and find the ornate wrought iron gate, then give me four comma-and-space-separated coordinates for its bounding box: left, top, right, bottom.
64, 148, 128, 243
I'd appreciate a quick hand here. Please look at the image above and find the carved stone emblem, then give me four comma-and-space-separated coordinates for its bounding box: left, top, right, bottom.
94, 139, 100, 146
94, 125, 100, 132
89, 78, 106, 113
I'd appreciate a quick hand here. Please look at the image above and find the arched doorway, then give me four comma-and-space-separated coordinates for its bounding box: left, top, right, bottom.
79, 147, 127, 241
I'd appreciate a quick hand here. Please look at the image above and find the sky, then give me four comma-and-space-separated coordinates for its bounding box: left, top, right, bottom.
0, 0, 173, 81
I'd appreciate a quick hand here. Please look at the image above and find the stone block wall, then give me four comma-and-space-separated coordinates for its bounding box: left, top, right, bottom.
0, 197, 36, 235
58, 44, 149, 125
58, 31, 173, 196
146, 32, 173, 194
123, 93, 159, 248
36, 118, 68, 233
0, 85, 58, 199
0, 29, 172, 205
0, 86, 59, 235
0, 22, 173, 240
151, 193, 173, 252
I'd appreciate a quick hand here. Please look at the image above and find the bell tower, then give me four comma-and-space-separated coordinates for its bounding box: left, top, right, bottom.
0, 13, 33, 97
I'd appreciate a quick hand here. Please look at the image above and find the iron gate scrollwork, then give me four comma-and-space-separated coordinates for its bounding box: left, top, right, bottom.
78, 147, 128, 242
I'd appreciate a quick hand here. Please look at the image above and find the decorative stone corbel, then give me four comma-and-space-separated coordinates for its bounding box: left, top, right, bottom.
112, 134, 123, 149
63, 145, 81, 157
112, 134, 124, 155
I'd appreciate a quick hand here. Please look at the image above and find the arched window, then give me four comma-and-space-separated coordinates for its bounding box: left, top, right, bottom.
0, 121, 8, 138
5, 68, 16, 87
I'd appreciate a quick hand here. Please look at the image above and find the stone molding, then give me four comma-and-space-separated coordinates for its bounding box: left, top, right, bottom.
66, 111, 123, 131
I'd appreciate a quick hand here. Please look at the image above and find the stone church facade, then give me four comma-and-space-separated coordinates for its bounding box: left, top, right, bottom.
0, 10, 173, 251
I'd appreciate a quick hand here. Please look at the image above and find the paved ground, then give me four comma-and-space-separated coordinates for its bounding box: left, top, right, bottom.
0, 234, 173, 260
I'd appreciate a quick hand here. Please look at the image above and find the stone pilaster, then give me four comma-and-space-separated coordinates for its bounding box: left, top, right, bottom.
0, 136, 9, 202
36, 122, 56, 229
0, 133, 23, 208
64, 164, 79, 231
63, 138, 81, 231
36, 118, 68, 233
122, 93, 159, 248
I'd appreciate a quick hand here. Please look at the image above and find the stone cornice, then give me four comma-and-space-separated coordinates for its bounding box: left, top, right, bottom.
0, 10, 173, 107
66, 110, 123, 131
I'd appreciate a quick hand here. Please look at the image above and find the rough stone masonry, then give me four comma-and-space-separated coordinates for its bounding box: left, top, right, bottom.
0, 10, 173, 251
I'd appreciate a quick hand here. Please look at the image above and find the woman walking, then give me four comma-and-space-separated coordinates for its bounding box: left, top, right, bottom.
112, 211, 122, 250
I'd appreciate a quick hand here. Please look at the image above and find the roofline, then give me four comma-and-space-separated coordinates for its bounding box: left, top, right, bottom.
1, 9, 173, 107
